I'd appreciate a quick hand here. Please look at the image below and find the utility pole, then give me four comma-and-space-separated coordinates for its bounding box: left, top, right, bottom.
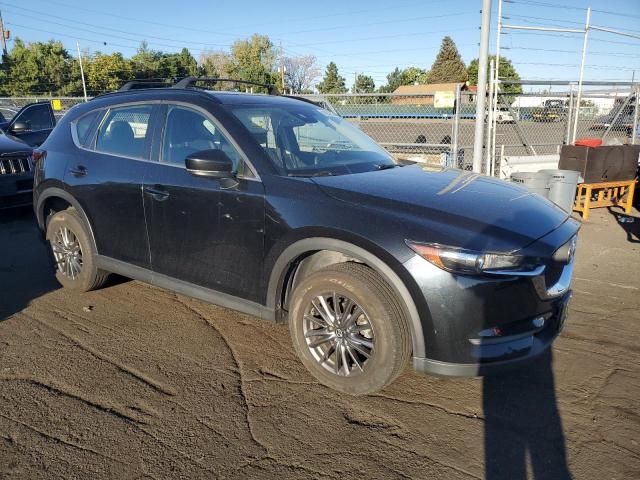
0, 10, 9, 56
76, 42, 88, 102
472, 0, 492, 174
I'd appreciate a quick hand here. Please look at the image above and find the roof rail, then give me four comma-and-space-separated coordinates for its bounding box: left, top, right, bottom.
172, 77, 279, 95
118, 80, 172, 91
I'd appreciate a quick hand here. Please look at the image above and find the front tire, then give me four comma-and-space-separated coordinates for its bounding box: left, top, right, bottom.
46, 208, 109, 292
288, 262, 411, 395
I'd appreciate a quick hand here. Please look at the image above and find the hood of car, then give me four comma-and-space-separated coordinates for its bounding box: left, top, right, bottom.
312, 165, 569, 252
0, 132, 31, 154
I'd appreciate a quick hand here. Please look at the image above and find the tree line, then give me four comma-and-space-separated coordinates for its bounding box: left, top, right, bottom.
0, 34, 521, 96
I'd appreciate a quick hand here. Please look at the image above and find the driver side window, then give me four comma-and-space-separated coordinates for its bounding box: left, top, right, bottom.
162, 106, 243, 173
14, 103, 55, 131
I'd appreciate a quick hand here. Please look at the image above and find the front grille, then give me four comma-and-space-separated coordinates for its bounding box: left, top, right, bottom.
0, 156, 32, 176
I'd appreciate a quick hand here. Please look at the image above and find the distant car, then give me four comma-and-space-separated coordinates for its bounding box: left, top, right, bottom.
0, 102, 57, 209
0, 102, 57, 147
488, 107, 515, 124
590, 96, 636, 134
533, 100, 567, 123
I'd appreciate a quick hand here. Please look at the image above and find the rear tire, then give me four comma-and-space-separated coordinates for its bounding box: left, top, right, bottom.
288, 262, 411, 395
46, 208, 109, 292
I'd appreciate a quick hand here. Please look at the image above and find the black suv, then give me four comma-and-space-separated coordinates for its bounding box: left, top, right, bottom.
1, 102, 57, 209
33, 78, 579, 394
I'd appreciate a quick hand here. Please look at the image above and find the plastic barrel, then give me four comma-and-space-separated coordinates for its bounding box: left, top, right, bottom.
539, 169, 583, 213
510, 171, 552, 198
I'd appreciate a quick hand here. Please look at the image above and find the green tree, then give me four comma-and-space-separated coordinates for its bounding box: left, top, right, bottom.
1, 38, 71, 95
85, 52, 133, 94
131, 41, 164, 79
353, 74, 375, 93
160, 48, 198, 79
226, 34, 278, 89
467, 55, 523, 95
428, 36, 468, 84
317, 62, 347, 94
377, 66, 429, 92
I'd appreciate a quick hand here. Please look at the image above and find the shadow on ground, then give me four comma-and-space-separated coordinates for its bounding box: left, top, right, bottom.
0, 207, 59, 321
608, 207, 639, 243
484, 350, 572, 479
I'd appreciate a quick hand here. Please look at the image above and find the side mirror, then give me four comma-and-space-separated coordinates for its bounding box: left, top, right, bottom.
185, 149, 234, 178
10, 121, 30, 134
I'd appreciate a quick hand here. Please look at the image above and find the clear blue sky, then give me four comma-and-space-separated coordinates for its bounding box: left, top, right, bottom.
1, 0, 639, 90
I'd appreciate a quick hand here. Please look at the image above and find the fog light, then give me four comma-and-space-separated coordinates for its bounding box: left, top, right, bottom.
532, 316, 545, 328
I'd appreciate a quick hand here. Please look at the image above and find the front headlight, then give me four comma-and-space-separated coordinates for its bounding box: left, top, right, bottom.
406, 241, 542, 275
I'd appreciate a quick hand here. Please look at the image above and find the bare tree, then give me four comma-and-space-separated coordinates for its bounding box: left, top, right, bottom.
283, 55, 320, 94
199, 50, 232, 78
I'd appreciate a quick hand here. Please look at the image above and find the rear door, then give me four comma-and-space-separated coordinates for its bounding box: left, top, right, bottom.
65, 103, 158, 268
7, 103, 56, 146
143, 103, 265, 300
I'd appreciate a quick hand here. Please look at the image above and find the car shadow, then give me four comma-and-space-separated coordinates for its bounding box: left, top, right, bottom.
0, 207, 60, 321
607, 206, 639, 243
483, 350, 571, 479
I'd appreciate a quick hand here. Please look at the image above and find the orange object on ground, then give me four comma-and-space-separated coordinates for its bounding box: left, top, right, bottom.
573, 179, 636, 220
574, 138, 603, 148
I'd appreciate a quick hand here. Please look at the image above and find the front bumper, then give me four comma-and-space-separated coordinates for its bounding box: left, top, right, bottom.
413, 292, 570, 376
405, 227, 577, 377
0, 171, 33, 209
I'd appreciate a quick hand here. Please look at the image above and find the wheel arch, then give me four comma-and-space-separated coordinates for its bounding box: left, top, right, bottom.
36, 187, 98, 254
266, 237, 426, 358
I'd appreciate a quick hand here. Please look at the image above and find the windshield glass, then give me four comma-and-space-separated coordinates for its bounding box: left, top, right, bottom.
227, 103, 394, 176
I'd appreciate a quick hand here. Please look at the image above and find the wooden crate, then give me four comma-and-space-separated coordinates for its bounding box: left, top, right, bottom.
573, 179, 636, 220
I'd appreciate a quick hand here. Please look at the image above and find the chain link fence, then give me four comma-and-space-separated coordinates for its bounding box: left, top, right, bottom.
2, 85, 637, 177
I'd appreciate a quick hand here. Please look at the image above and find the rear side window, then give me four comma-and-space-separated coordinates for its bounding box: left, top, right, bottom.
74, 110, 101, 147
95, 105, 152, 158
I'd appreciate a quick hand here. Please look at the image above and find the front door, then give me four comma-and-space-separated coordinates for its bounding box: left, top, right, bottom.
143, 104, 265, 301
8, 102, 56, 146
64, 103, 157, 268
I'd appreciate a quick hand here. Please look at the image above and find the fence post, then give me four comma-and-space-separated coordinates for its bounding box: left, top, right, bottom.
485, 59, 495, 175
632, 85, 639, 145
565, 84, 574, 145
451, 84, 461, 167
572, 7, 591, 144
472, 0, 493, 173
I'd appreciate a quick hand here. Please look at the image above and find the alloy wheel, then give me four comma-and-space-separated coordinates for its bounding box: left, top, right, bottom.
51, 226, 83, 280
302, 292, 375, 377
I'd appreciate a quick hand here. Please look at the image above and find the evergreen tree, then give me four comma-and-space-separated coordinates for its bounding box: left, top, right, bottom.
428, 37, 468, 84
317, 62, 347, 94
353, 74, 375, 93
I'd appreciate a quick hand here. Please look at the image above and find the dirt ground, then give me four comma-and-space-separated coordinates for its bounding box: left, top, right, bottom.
1, 205, 639, 480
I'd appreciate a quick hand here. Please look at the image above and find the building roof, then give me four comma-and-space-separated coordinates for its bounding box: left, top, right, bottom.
393, 83, 467, 94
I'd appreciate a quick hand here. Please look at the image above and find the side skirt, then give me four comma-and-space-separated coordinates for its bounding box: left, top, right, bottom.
95, 255, 276, 321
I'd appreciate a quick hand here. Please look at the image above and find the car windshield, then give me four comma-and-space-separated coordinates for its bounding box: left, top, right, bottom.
227, 103, 395, 176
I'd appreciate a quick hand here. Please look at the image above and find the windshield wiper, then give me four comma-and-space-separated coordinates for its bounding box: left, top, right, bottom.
287, 171, 335, 177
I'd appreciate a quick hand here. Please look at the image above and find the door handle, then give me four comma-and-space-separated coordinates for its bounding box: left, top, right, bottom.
144, 185, 170, 201
70, 165, 87, 177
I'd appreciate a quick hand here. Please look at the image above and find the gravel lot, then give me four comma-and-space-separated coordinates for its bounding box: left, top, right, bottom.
1, 205, 639, 479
